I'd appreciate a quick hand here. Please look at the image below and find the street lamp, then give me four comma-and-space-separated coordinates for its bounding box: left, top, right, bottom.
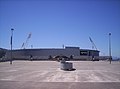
109, 33, 112, 64
10, 28, 14, 64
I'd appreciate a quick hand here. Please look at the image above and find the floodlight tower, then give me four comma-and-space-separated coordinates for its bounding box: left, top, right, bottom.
21, 33, 32, 49
89, 37, 97, 50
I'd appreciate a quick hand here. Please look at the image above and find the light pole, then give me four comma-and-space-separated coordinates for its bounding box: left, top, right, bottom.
10, 28, 14, 64
109, 33, 112, 64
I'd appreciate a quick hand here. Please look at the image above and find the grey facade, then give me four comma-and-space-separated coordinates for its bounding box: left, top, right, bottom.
80, 49, 99, 56
5, 47, 99, 60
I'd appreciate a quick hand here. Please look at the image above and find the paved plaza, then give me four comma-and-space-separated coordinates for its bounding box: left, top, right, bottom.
0, 61, 120, 89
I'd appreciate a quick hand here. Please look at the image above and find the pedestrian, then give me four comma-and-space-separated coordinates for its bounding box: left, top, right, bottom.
30, 55, 33, 61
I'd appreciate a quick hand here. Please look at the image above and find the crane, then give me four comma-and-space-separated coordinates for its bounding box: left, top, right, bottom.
89, 37, 97, 50
21, 33, 32, 49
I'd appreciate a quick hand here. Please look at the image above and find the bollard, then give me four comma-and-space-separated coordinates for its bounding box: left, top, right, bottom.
60, 62, 73, 70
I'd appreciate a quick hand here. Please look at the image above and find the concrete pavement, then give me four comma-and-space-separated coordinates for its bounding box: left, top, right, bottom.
0, 61, 120, 89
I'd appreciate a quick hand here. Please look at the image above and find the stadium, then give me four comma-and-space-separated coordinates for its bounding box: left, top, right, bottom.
3, 46, 100, 61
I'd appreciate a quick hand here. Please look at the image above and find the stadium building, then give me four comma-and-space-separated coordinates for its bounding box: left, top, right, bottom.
5, 47, 100, 61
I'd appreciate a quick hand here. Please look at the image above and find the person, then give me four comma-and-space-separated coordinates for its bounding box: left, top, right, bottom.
70, 55, 73, 59
92, 55, 95, 61
30, 55, 33, 61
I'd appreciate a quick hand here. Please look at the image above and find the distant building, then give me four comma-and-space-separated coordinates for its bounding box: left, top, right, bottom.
5, 47, 100, 61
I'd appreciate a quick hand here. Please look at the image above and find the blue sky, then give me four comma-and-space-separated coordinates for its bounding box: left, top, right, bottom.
0, 0, 120, 57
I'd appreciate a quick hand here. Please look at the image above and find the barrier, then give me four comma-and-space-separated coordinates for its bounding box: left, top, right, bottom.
60, 61, 73, 70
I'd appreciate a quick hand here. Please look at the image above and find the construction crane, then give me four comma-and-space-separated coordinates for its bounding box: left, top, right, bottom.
89, 37, 97, 50
21, 33, 32, 49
